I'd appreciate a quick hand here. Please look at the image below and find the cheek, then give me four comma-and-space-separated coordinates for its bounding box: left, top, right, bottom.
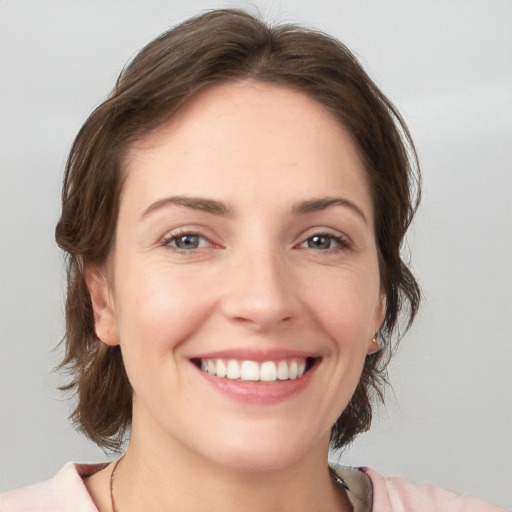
114, 265, 218, 356
113, 267, 221, 403
304, 267, 381, 343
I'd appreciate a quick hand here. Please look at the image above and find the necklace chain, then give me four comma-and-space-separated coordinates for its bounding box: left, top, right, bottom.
109, 457, 123, 512
109, 458, 348, 512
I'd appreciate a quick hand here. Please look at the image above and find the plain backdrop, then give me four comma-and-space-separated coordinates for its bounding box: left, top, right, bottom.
1, 0, 511, 507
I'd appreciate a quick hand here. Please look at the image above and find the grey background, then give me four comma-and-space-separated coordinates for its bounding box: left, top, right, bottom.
1, 0, 511, 508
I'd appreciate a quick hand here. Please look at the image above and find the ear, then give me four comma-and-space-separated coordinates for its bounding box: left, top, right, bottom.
366, 293, 386, 355
85, 268, 119, 346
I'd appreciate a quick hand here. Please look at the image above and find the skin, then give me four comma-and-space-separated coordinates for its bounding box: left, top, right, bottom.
85, 81, 384, 512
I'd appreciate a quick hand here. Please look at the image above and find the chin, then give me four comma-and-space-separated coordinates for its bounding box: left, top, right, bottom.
197, 425, 328, 473
209, 446, 305, 473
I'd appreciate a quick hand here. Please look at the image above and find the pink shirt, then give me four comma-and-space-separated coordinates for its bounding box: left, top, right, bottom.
0, 463, 507, 511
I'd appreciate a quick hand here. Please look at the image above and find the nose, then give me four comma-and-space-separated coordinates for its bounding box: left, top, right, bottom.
221, 247, 301, 332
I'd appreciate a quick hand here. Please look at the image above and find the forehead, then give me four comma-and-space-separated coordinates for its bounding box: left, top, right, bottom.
121, 81, 372, 219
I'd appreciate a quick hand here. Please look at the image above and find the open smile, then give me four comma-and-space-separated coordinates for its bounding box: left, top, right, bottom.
191, 357, 318, 382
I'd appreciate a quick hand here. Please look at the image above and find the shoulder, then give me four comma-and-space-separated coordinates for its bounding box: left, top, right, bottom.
0, 462, 106, 512
361, 466, 508, 512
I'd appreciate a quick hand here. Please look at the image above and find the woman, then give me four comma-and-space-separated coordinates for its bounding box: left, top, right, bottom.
0, 9, 506, 512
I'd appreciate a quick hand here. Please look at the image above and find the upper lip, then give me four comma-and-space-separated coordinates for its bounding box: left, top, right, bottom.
189, 348, 320, 362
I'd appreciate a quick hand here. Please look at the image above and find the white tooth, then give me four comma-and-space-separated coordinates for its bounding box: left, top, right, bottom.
289, 360, 298, 379
226, 360, 241, 379
207, 360, 216, 375
277, 360, 289, 380
260, 361, 277, 381
297, 359, 306, 377
240, 360, 259, 381
216, 359, 227, 378
201, 360, 208, 372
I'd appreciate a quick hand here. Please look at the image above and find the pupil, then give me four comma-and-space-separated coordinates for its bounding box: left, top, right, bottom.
177, 235, 199, 249
309, 235, 330, 249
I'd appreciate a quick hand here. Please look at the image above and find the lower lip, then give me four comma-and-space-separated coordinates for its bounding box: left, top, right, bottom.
194, 363, 317, 405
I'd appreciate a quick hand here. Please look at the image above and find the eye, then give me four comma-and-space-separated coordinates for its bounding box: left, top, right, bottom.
164, 233, 210, 251
299, 233, 350, 251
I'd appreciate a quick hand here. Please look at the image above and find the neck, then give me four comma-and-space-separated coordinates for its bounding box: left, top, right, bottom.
111, 431, 350, 512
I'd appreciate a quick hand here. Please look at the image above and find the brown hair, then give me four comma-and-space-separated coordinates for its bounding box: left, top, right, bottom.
56, 8, 421, 451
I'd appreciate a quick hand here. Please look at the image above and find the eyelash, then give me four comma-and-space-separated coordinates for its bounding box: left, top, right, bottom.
297, 232, 352, 252
160, 230, 352, 254
160, 231, 212, 253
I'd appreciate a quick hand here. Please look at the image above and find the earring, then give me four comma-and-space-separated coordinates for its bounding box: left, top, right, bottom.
368, 332, 380, 354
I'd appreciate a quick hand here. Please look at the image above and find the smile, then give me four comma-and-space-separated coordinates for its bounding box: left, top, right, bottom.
194, 357, 317, 382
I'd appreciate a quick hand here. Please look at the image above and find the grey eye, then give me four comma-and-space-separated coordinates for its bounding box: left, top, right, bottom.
171, 234, 203, 250
306, 235, 335, 250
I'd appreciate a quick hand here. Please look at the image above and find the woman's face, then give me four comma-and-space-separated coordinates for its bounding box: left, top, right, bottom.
90, 81, 384, 470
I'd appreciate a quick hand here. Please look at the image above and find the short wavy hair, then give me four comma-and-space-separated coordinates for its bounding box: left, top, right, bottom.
56, 8, 421, 451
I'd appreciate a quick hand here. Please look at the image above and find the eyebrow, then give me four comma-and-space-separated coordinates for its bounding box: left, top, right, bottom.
292, 197, 368, 224
142, 195, 233, 218
141, 194, 367, 223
